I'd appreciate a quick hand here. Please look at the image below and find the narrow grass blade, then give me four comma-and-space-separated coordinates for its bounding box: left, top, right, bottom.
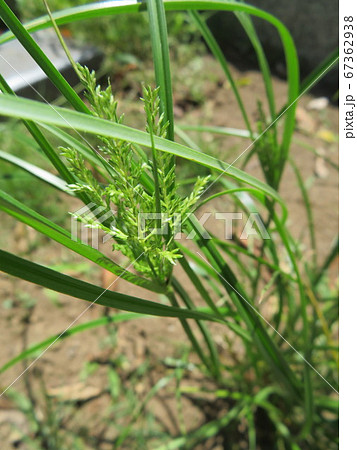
115, 375, 176, 447
0, 74, 77, 189
175, 258, 251, 341
0, 1, 141, 44
212, 237, 296, 284
0, 150, 69, 192
0, 94, 284, 207
272, 212, 314, 433
154, 404, 242, 450
290, 159, 317, 268
178, 124, 254, 139
166, 287, 215, 376
171, 276, 221, 377
147, 0, 174, 141
0, 0, 89, 113
194, 187, 267, 211
0, 0, 300, 161
300, 48, 339, 94
188, 9, 253, 138
1, 306, 234, 375
188, 215, 302, 397
39, 124, 110, 180
235, 11, 276, 121
0, 189, 164, 293
0, 250, 221, 322
314, 237, 338, 286
0, 312, 146, 374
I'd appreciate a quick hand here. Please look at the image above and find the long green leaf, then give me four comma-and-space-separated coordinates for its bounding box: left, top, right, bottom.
188, 215, 302, 396
147, 0, 174, 141
179, 124, 254, 139
0, 74, 78, 189
0, 305, 234, 375
314, 237, 338, 286
0, 94, 283, 206
188, 9, 253, 138
235, 10, 276, 121
0, 0, 299, 155
0, 312, 146, 374
172, 276, 221, 377
0, 189, 164, 293
300, 48, 339, 95
290, 159, 317, 269
155, 404, 242, 450
0, 249, 221, 322
39, 124, 110, 180
0, 0, 89, 113
272, 212, 314, 433
0, 150, 69, 192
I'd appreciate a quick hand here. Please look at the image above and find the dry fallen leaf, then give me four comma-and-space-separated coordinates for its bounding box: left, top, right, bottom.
317, 128, 337, 143
236, 76, 252, 87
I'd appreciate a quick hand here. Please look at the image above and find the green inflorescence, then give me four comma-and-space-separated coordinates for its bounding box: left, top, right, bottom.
62, 64, 208, 284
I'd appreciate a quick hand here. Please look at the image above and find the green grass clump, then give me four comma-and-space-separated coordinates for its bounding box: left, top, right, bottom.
0, 0, 338, 448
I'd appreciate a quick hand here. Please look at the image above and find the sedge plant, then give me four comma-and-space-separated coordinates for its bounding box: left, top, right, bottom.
0, 0, 338, 448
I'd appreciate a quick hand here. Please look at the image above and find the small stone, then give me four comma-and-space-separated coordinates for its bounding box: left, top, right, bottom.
315, 157, 329, 178
295, 107, 317, 134
47, 382, 101, 401
307, 97, 329, 111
